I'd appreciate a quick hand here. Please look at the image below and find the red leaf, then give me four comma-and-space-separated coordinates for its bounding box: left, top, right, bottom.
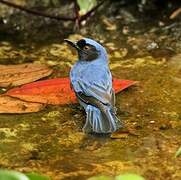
112, 78, 137, 93
6, 78, 137, 105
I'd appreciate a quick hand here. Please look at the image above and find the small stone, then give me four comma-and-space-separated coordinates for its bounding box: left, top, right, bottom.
150, 120, 155, 124
105, 42, 117, 51
158, 21, 165, 27
147, 42, 159, 51
114, 51, 122, 58
122, 26, 129, 35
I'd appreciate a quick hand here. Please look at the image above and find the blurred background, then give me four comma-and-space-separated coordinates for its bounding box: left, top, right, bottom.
0, 0, 180, 45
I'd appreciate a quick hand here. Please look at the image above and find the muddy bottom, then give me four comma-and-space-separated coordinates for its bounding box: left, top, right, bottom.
0, 37, 181, 180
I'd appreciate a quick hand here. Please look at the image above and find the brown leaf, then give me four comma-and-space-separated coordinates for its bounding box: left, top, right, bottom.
0, 63, 53, 87
111, 128, 139, 139
0, 95, 44, 113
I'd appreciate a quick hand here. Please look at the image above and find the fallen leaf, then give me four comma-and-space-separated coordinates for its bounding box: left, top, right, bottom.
0, 63, 53, 87
113, 78, 137, 93
6, 78, 137, 105
111, 127, 139, 139
175, 146, 181, 158
0, 95, 44, 113
6, 78, 75, 105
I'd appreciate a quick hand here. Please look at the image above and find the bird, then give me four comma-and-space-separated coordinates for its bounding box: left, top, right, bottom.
64, 38, 122, 134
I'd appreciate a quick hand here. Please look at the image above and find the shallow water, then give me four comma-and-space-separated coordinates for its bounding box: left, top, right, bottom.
0, 36, 181, 180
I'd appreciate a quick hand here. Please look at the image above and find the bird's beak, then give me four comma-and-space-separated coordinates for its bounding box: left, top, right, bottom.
64, 39, 80, 51
64, 39, 89, 55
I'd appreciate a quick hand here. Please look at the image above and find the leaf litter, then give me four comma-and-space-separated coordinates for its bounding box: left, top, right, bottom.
0, 95, 44, 113
0, 63, 53, 87
0, 60, 136, 113
6, 78, 137, 105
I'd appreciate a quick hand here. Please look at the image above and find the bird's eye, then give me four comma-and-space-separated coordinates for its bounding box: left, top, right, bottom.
83, 45, 90, 50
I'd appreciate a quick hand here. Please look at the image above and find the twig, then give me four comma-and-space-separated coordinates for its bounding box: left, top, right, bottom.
0, 0, 76, 21
74, 0, 81, 28
0, 0, 105, 26
169, 7, 181, 19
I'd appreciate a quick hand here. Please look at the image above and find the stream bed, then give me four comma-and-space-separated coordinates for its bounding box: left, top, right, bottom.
0, 1, 181, 179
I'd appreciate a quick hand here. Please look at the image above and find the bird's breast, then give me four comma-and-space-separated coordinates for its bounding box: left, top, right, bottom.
71, 62, 89, 78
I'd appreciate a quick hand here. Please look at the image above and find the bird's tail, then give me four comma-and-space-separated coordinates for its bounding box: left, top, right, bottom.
83, 105, 122, 134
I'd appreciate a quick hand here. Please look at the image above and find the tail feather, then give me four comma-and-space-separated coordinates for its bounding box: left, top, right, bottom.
83, 105, 122, 133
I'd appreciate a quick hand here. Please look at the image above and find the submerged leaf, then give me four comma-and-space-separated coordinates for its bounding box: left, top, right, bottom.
6, 78, 137, 105
115, 173, 145, 180
6, 78, 75, 105
0, 95, 44, 113
175, 146, 181, 158
88, 175, 112, 180
0, 63, 53, 87
26, 172, 50, 180
111, 128, 139, 139
0, 170, 29, 180
111, 131, 129, 139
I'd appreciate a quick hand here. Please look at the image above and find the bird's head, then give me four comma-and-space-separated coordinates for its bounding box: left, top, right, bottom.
64, 38, 107, 62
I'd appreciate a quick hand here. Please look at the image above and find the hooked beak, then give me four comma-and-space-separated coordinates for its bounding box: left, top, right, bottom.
64, 39, 88, 55
64, 39, 80, 51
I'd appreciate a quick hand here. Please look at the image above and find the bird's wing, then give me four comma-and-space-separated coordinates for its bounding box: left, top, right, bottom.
74, 65, 114, 105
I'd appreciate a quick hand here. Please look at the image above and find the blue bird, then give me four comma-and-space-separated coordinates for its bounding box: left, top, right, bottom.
65, 38, 122, 133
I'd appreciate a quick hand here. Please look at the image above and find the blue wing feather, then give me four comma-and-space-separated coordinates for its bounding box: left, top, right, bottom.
71, 64, 113, 105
